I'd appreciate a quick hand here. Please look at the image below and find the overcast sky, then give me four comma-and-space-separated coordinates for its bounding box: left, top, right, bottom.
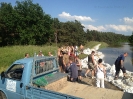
2, 0, 133, 36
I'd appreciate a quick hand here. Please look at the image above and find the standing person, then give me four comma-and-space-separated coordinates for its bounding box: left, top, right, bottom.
57, 46, 61, 56
67, 46, 71, 56
70, 46, 75, 57
24, 53, 29, 58
63, 51, 69, 73
95, 59, 106, 88
74, 46, 78, 56
84, 51, 96, 79
80, 44, 84, 54
75, 56, 82, 82
114, 52, 128, 80
69, 56, 78, 82
58, 51, 64, 72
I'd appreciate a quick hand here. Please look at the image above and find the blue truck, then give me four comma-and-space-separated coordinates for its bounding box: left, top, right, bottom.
0, 55, 81, 99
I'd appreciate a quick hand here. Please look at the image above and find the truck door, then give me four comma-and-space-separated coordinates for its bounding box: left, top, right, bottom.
1, 64, 25, 99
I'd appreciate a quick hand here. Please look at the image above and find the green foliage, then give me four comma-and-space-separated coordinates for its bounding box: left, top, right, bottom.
15, 0, 53, 45
0, 2, 15, 45
128, 32, 133, 44
0, 41, 108, 72
0, 0, 53, 46
0, 45, 57, 72
85, 30, 129, 46
84, 41, 108, 49
78, 54, 88, 59
0, 0, 129, 47
56, 20, 86, 46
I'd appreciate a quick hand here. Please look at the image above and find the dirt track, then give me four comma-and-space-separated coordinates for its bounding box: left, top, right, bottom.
59, 79, 133, 99
58, 69, 133, 99
81, 76, 121, 91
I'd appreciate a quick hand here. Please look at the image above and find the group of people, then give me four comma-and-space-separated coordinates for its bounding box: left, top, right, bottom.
58, 46, 106, 88
58, 45, 83, 82
57, 45, 106, 86
84, 51, 128, 88
24, 51, 53, 58
24, 46, 129, 89
58, 45, 129, 88
83, 51, 106, 88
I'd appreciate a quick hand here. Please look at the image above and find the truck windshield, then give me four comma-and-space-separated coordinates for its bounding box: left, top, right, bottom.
6, 64, 24, 80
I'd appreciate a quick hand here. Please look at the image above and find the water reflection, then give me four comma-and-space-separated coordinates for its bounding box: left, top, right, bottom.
99, 43, 133, 72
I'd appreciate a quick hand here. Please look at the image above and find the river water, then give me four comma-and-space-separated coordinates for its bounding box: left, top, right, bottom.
99, 43, 133, 72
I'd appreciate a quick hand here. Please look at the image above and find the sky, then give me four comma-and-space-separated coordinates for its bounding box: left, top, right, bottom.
1, 0, 133, 36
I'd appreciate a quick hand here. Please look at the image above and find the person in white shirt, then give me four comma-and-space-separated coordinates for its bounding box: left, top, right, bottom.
95, 59, 106, 88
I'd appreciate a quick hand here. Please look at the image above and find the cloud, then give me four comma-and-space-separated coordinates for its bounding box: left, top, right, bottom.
82, 24, 106, 31
58, 13, 133, 35
120, 17, 133, 25
59, 12, 95, 22
83, 24, 133, 33
123, 17, 133, 24
105, 25, 133, 32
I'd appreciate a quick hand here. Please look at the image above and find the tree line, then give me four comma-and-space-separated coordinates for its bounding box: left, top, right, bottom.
128, 32, 133, 45
0, 0, 129, 47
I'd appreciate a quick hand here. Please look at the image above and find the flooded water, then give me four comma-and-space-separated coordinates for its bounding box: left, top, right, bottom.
99, 43, 133, 72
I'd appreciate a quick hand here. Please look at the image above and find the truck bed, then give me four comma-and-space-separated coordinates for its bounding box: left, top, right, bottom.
25, 85, 81, 99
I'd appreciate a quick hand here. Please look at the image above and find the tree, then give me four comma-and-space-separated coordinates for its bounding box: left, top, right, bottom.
14, 0, 53, 45
0, 2, 16, 46
129, 32, 133, 44
56, 20, 86, 46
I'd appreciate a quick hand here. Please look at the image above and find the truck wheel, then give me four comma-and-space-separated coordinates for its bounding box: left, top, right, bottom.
0, 91, 7, 99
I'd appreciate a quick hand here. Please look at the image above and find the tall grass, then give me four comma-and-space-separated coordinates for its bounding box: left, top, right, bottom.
0, 45, 57, 72
0, 41, 108, 72
84, 41, 108, 49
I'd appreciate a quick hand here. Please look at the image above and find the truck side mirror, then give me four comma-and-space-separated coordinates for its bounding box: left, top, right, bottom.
1, 71, 5, 80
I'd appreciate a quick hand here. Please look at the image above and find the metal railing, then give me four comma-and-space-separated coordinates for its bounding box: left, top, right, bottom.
30, 55, 59, 85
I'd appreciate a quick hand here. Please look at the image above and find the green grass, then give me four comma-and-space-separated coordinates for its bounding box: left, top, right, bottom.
78, 41, 108, 59
84, 41, 108, 49
0, 41, 108, 72
0, 45, 57, 72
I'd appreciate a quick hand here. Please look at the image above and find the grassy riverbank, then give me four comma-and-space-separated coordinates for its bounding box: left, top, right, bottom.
0, 41, 108, 72
79, 41, 108, 59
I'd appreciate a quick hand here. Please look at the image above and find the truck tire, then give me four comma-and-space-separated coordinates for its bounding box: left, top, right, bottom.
0, 91, 7, 99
